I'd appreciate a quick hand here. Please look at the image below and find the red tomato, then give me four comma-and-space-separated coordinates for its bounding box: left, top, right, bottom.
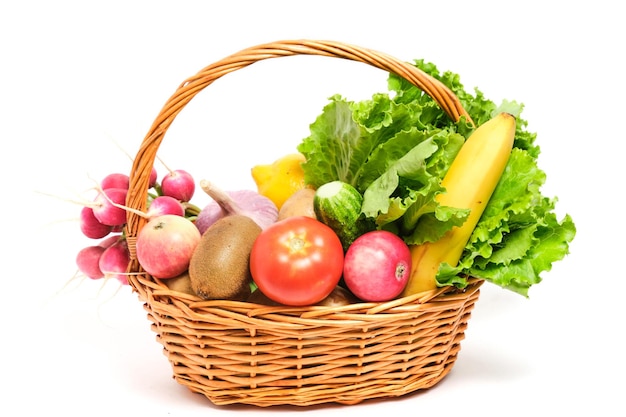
250, 216, 344, 306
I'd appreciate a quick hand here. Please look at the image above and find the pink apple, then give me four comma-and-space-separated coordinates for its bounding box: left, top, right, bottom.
343, 230, 412, 302
136, 214, 201, 279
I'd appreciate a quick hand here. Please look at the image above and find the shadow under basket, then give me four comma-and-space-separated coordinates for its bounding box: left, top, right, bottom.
124, 39, 484, 407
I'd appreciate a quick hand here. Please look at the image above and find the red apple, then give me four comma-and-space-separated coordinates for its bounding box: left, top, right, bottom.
136, 214, 201, 279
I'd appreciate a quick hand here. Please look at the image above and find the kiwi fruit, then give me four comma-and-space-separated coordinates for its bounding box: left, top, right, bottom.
189, 214, 262, 301
163, 271, 195, 296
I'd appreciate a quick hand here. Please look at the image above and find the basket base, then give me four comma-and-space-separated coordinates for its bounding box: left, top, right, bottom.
174, 347, 461, 407
144, 280, 482, 407
138, 279, 482, 407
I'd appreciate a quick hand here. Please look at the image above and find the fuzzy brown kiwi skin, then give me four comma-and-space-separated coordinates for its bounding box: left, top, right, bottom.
164, 271, 195, 296
189, 214, 262, 301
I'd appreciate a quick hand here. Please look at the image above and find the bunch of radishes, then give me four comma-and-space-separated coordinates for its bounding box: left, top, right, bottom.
75, 167, 199, 285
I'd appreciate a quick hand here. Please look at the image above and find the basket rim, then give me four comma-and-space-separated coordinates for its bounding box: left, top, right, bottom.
139, 273, 482, 321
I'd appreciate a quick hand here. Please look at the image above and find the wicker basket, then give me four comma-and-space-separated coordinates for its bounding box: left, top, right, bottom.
124, 39, 483, 407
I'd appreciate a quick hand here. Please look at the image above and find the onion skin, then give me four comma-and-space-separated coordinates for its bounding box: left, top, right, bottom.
195, 181, 278, 234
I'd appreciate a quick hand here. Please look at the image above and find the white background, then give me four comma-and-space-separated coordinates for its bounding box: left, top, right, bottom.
2, 1, 624, 416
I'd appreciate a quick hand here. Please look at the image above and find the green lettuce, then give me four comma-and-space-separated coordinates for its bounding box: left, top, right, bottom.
296, 60, 576, 297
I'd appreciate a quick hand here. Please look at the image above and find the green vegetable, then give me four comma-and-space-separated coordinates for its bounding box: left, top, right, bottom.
313, 180, 374, 251
297, 60, 576, 296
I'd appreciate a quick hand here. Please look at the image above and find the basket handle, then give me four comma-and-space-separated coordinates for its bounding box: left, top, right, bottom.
125, 39, 471, 266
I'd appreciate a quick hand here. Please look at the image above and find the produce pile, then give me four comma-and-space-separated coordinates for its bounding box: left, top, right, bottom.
74, 60, 576, 306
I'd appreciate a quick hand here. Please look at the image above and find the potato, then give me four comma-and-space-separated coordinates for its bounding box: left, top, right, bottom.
247, 285, 357, 307
247, 288, 281, 306
317, 286, 359, 307
277, 188, 317, 221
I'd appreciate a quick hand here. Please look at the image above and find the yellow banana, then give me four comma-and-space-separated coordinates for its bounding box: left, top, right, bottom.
401, 112, 516, 296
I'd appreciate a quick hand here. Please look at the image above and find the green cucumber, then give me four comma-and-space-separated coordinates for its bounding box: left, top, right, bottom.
313, 181, 373, 251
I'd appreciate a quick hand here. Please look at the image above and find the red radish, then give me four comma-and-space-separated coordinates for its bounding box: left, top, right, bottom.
98, 234, 122, 248
342, 230, 412, 302
92, 187, 128, 226
99, 240, 130, 285
147, 195, 185, 218
76, 245, 106, 279
136, 214, 201, 279
86, 180, 188, 233
149, 167, 158, 188
101, 172, 130, 190
161, 169, 195, 202
195, 180, 278, 234
79, 206, 113, 239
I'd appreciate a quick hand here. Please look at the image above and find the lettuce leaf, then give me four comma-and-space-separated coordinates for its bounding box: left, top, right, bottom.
299, 92, 468, 244
437, 148, 577, 296
296, 60, 576, 296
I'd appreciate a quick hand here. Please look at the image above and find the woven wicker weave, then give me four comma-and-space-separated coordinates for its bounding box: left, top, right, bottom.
124, 40, 482, 407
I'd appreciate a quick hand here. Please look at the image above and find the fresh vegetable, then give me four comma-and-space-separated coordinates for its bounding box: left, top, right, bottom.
76, 245, 107, 279
277, 188, 317, 221
297, 60, 576, 296
251, 153, 308, 210
135, 214, 201, 279
99, 239, 131, 284
75, 235, 129, 283
101, 172, 130, 190
403, 112, 516, 295
249, 216, 344, 306
189, 214, 261, 301
73, 168, 201, 286
247, 285, 357, 307
247, 288, 281, 306
161, 169, 195, 202
195, 180, 278, 234
91, 187, 129, 227
70, 58, 576, 305
148, 167, 158, 188
317, 285, 360, 307
91, 185, 189, 228
98, 234, 123, 248
146, 195, 185, 218
313, 180, 374, 251
343, 230, 412, 302
79, 206, 113, 239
